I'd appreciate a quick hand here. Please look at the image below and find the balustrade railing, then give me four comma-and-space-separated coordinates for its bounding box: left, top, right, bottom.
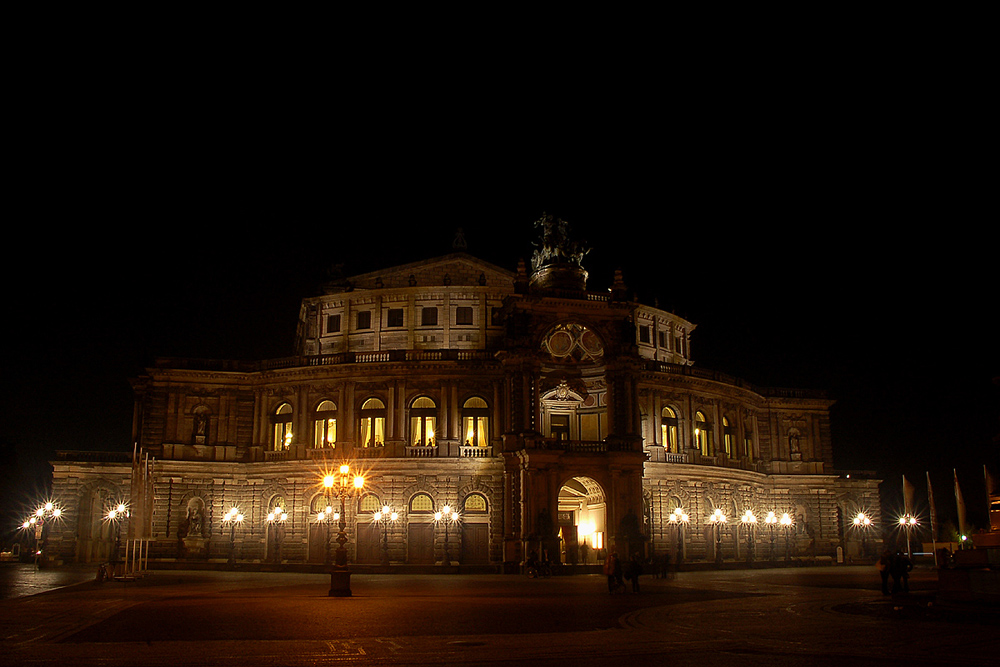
405, 446, 438, 458
459, 445, 493, 458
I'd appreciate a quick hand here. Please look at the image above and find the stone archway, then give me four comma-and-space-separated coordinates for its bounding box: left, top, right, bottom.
557, 476, 607, 565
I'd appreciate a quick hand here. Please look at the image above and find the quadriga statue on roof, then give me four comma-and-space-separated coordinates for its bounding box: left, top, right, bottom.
531, 213, 590, 271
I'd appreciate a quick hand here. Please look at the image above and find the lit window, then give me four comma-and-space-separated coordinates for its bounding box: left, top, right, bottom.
359, 494, 381, 513
313, 400, 337, 448
272, 403, 293, 451
359, 398, 385, 447
661, 406, 678, 453
695, 411, 712, 456
462, 397, 489, 447
723, 417, 734, 458
410, 396, 437, 446
410, 493, 434, 513
464, 494, 488, 513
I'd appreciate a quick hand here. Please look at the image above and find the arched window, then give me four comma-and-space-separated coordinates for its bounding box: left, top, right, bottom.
694, 411, 712, 456
272, 403, 293, 451
409, 493, 434, 513
723, 416, 734, 458
410, 396, 437, 447
268, 495, 286, 517
311, 494, 332, 520
661, 406, 678, 453
464, 493, 488, 514
462, 397, 489, 447
359, 494, 381, 515
359, 398, 385, 447
313, 400, 337, 449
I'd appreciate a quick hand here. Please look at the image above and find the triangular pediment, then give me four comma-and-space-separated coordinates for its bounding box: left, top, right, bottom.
325, 253, 516, 293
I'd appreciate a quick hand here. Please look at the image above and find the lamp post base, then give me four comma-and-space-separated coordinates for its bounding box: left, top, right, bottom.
328, 568, 352, 597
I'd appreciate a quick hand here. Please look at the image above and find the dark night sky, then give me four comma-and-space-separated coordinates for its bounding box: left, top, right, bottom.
2, 53, 996, 540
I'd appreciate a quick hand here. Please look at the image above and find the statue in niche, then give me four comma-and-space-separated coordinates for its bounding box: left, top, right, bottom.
184, 498, 206, 538
193, 409, 209, 445
788, 429, 802, 460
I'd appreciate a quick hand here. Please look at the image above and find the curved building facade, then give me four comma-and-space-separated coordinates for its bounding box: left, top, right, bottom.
47, 218, 881, 569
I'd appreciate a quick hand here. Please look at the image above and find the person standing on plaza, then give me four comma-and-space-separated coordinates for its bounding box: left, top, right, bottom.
626, 553, 643, 593
891, 551, 913, 593
877, 549, 892, 595
604, 549, 622, 593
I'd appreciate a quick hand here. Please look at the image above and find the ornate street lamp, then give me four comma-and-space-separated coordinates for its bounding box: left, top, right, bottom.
898, 514, 918, 559
667, 507, 689, 566
266, 507, 288, 564
740, 510, 757, 565
222, 507, 244, 566
780, 512, 794, 561
323, 464, 365, 596
104, 502, 130, 574
434, 504, 460, 565
709, 509, 727, 568
24, 502, 64, 568
764, 511, 778, 561
374, 505, 399, 566
851, 511, 873, 559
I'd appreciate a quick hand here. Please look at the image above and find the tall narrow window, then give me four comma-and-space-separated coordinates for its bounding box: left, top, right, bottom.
272, 403, 293, 451
462, 397, 489, 447
550, 414, 570, 441
359, 398, 385, 447
694, 410, 712, 456
723, 417, 734, 458
661, 406, 678, 453
410, 396, 437, 446
313, 400, 337, 448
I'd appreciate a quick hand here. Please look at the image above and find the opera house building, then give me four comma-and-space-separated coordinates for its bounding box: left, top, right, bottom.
46, 217, 880, 571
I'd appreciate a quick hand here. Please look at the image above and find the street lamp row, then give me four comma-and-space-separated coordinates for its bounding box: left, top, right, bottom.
668, 507, 798, 566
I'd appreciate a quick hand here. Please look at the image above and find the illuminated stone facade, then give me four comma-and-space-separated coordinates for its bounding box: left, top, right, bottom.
47, 219, 881, 569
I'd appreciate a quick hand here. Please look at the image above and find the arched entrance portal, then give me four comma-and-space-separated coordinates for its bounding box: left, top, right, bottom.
557, 476, 607, 565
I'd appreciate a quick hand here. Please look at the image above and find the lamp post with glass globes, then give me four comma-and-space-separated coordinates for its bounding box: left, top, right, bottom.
104, 502, 130, 575
898, 513, 918, 559
780, 512, 794, 561
374, 505, 399, 567
434, 504, 460, 566
265, 506, 288, 564
709, 508, 727, 568
23, 502, 63, 568
852, 511, 873, 560
667, 507, 689, 566
323, 464, 365, 597
222, 507, 244, 566
764, 511, 778, 562
740, 510, 757, 565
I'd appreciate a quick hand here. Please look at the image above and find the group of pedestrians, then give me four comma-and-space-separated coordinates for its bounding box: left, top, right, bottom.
603, 549, 643, 593
877, 548, 913, 595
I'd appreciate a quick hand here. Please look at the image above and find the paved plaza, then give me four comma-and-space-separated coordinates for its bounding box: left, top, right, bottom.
0, 564, 996, 666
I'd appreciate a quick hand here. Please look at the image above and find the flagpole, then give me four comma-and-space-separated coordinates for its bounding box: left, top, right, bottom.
927, 471, 938, 567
